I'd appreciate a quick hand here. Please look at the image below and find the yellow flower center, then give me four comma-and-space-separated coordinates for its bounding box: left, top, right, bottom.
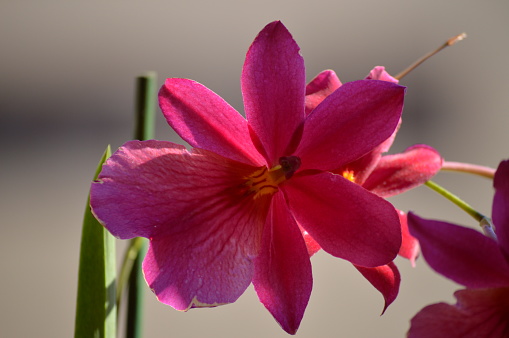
244, 165, 286, 199
243, 156, 301, 199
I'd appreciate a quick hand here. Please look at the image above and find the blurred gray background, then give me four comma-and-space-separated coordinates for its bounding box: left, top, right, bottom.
1, 1, 508, 337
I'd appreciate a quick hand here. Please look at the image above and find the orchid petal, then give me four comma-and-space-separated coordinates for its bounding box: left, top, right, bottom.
332, 137, 390, 186
296, 80, 405, 171
284, 172, 401, 267
93, 141, 273, 310
143, 220, 261, 312
241, 21, 306, 166
365, 66, 399, 83
159, 78, 263, 165
408, 288, 509, 338
397, 210, 420, 266
362, 145, 442, 197
253, 193, 312, 334
354, 262, 401, 314
331, 121, 401, 186
407, 213, 509, 288
91, 140, 268, 241
305, 70, 342, 114
300, 224, 321, 257
493, 160, 509, 261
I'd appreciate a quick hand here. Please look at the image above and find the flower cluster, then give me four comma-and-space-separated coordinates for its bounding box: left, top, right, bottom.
87, 20, 504, 336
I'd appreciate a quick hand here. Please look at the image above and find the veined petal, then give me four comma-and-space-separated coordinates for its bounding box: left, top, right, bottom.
159, 78, 264, 165
143, 199, 267, 312
331, 67, 403, 184
354, 262, 401, 314
407, 213, 509, 288
408, 288, 509, 338
305, 70, 342, 114
253, 192, 312, 334
363, 145, 442, 198
91, 140, 268, 241
283, 172, 401, 267
493, 160, 509, 261
295, 80, 405, 172
332, 121, 401, 186
241, 21, 306, 166
397, 210, 420, 266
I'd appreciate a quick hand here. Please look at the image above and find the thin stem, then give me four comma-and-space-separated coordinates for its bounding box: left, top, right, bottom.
441, 161, 495, 179
424, 180, 486, 222
126, 242, 148, 338
116, 237, 145, 312
134, 71, 157, 140
394, 33, 467, 80
117, 72, 157, 338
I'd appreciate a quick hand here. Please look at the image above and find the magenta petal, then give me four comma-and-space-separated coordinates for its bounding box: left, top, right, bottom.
335, 66, 401, 183
397, 210, 420, 266
493, 160, 509, 260
284, 172, 401, 267
305, 70, 342, 114
241, 21, 306, 165
90, 140, 268, 240
408, 288, 509, 338
334, 115, 402, 186
407, 213, 509, 288
143, 222, 259, 311
354, 262, 401, 314
362, 145, 443, 198
299, 224, 321, 257
159, 78, 263, 165
296, 80, 405, 172
253, 193, 312, 334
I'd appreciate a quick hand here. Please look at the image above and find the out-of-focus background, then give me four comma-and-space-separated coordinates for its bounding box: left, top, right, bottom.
1, 1, 508, 337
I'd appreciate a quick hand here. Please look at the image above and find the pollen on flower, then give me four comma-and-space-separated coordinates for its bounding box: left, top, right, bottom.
342, 170, 356, 182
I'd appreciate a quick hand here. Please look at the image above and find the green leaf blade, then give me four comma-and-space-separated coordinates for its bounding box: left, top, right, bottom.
75, 146, 116, 338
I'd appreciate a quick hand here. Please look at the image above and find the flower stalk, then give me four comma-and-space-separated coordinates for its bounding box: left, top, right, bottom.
424, 180, 486, 223
122, 72, 157, 338
441, 161, 496, 179
394, 32, 466, 80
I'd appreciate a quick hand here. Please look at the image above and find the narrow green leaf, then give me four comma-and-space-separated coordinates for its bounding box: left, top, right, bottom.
75, 146, 116, 338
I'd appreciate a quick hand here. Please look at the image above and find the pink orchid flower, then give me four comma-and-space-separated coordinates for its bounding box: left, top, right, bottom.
303, 67, 443, 311
407, 160, 509, 337
90, 21, 406, 334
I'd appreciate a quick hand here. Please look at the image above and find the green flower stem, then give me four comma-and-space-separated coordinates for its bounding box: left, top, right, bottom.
424, 180, 498, 240
116, 236, 145, 311
424, 180, 486, 222
441, 161, 495, 179
134, 71, 157, 141
126, 239, 148, 338
117, 72, 157, 338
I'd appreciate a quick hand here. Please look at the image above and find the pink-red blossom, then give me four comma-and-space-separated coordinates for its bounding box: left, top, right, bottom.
407, 160, 509, 337
90, 21, 406, 334
304, 67, 442, 311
